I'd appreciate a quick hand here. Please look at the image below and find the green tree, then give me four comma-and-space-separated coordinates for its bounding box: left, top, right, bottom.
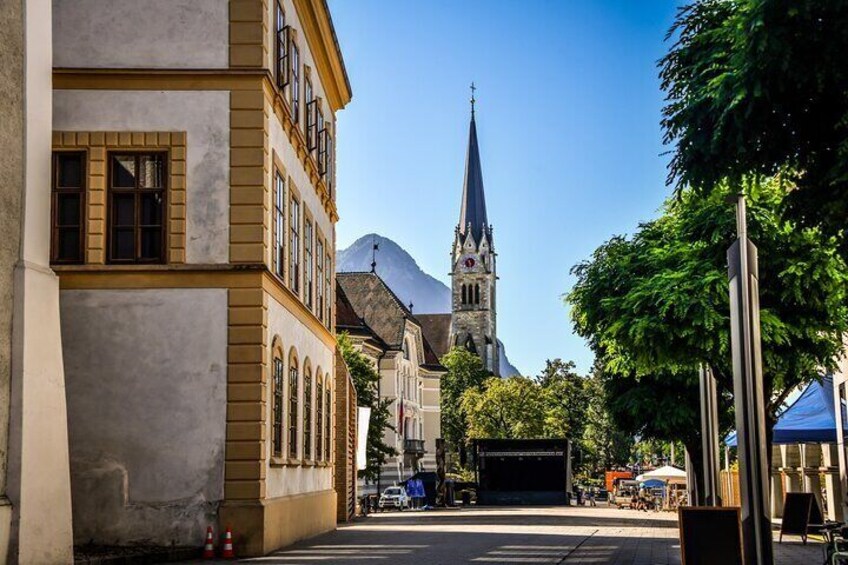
461, 377, 547, 440
440, 347, 490, 450
567, 179, 848, 490
580, 369, 633, 477
337, 333, 396, 481
537, 359, 589, 441
660, 0, 848, 242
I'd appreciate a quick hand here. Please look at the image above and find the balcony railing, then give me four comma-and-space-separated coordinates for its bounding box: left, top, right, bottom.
404, 439, 425, 455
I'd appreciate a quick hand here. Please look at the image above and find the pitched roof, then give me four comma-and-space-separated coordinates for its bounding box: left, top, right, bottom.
458, 114, 489, 244
416, 314, 452, 364
336, 272, 415, 349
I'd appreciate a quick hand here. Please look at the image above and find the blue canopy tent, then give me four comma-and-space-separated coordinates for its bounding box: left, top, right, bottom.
725, 375, 845, 446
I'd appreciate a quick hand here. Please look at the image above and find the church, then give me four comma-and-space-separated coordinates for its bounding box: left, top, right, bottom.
420, 89, 500, 376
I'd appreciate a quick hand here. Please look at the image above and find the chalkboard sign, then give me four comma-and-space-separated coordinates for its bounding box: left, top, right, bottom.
678, 507, 743, 565
780, 492, 813, 543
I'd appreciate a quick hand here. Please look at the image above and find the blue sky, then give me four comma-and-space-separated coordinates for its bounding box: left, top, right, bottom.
330, 1, 682, 376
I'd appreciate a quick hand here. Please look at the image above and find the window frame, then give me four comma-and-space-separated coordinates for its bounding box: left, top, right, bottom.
316, 106, 326, 175
106, 152, 168, 264
289, 194, 300, 294
288, 354, 299, 459
275, 5, 289, 90
316, 374, 324, 461
305, 74, 316, 150
325, 385, 331, 462
324, 252, 332, 328
51, 151, 87, 264
316, 236, 324, 323
304, 218, 313, 310
272, 355, 285, 457
290, 40, 300, 124
303, 366, 312, 460
274, 170, 286, 280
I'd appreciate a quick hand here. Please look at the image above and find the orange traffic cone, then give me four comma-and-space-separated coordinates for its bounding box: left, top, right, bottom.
221, 526, 235, 559
203, 526, 215, 559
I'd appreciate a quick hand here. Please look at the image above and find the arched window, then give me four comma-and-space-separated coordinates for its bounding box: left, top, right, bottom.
288, 353, 299, 458
316, 374, 324, 461
272, 354, 284, 457
461, 284, 467, 305
475, 284, 480, 304
403, 339, 410, 360
303, 366, 313, 459
325, 384, 332, 461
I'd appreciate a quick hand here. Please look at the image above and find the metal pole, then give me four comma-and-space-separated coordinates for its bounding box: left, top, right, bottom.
728, 194, 773, 565
700, 364, 722, 505
685, 448, 699, 506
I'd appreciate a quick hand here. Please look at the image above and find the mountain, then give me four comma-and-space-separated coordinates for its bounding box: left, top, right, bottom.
336, 233, 521, 376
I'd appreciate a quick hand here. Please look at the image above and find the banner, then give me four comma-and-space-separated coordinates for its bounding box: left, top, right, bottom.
356, 407, 371, 471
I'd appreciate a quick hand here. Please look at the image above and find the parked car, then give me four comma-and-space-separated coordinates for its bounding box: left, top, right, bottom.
378, 486, 410, 511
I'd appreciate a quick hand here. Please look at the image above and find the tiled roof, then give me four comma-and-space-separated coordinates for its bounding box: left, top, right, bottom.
417, 313, 451, 365
336, 272, 414, 349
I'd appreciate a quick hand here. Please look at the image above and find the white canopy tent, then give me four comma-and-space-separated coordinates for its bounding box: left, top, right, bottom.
636, 465, 688, 485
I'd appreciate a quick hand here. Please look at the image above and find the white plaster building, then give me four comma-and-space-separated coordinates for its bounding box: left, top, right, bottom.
336, 273, 446, 490
0, 1, 74, 562
50, 0, 352, 556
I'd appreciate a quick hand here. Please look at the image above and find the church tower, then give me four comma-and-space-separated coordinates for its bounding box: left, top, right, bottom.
450, 86, 499, 375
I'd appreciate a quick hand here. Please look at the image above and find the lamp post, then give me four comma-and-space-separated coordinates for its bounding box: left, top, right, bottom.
727, 193, 773, 565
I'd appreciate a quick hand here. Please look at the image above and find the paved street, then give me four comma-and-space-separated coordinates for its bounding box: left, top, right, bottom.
214, 505, 821, 564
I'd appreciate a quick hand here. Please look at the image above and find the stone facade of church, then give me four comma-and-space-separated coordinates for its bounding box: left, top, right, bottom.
449, 103, 500, 376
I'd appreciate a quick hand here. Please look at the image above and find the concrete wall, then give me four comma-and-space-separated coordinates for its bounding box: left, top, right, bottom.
60, 288, 227, 546
53, 90, 230, 264
265, 295, 334, 499
53, 0, 229, 69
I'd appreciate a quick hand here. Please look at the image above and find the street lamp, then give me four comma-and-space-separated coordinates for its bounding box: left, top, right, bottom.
727, 193, 773, 565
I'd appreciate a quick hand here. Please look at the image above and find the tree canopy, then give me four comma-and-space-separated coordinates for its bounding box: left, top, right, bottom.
337, 333, 395, 481
462, 377, 548, 440
440, 347, 490, 451
567, 180, 848, 437
661, 0, 848, 240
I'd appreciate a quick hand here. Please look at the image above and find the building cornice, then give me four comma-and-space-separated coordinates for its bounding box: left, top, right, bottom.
292, 0, 352, 112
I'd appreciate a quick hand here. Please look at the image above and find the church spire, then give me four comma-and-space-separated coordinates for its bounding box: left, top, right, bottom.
458, 83, 489, 245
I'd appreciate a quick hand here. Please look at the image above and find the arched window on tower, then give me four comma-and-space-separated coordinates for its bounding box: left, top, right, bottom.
475, 284, 480, 304
461, 284, 467, 305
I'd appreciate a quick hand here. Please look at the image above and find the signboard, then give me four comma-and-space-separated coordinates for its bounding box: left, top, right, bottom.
779, 492, 813, 543
678, 507, 743, 565
356, 407, 371, 471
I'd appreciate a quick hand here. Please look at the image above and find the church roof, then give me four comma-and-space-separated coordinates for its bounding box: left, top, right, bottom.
416, 313, 452, 363
458, 113, 489, 244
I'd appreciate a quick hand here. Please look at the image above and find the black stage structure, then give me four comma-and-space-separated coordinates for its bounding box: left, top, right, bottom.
473, 438, 572, 505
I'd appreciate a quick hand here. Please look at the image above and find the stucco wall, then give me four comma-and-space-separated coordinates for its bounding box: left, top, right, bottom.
53, 0, 229, 69
60, 288, 227, 546
53, 90, 230, 264
265, 295, 334, 499
0, 0, 24, 505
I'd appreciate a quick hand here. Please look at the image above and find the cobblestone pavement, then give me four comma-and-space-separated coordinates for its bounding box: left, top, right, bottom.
217, 505, 821, 564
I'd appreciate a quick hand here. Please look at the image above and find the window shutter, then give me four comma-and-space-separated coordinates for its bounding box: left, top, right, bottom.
306, 99, 317, 151
277, 26, 291, 89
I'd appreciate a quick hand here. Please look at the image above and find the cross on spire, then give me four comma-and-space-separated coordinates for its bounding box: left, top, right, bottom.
470, 82, 476, 118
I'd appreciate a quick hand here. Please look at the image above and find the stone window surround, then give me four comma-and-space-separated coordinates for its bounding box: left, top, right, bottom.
51, 131, 186, 265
